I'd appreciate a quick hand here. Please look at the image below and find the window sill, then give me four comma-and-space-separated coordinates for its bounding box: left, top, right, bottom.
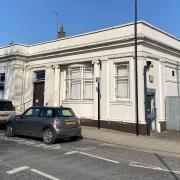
110, 100, 133, 106
62, 100, 93, 104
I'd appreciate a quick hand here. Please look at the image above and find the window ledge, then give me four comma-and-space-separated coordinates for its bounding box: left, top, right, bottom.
62, 100, 93, 104
110, 100, 133, 106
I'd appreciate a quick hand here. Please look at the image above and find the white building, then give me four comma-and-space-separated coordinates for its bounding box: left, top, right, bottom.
0, 21, 180, 134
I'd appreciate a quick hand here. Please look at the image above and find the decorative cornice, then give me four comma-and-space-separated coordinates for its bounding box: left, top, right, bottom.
0, 35, 180, 63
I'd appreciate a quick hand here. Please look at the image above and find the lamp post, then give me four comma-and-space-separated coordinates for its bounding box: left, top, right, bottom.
134, 0, 139, 136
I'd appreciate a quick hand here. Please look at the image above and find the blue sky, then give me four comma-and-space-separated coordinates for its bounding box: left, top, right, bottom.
0, 0, 180, 46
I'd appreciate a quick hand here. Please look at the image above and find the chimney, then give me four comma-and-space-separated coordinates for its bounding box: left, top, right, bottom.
57, 26, 65, 39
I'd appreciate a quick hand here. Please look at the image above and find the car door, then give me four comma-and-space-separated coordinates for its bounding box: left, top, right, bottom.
36, 108, 54, 136
15, 107, 40, 136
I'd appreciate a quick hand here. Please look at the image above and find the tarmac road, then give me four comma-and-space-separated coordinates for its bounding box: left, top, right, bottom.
0, 130, 180, 180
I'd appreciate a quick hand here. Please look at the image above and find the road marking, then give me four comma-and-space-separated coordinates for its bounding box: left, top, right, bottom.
72, 146, 96, 151
129, 162, 180, 175
31, 169, 60, 180
6, 166, 29, 174
65, 151, 78, 155
34, 144, 48, 148
79, 152, 119, 164
43, 144, 61, 149
17, 141, 35, 145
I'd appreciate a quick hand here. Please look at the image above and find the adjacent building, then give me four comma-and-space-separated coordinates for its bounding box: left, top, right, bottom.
0, 21, 180, 134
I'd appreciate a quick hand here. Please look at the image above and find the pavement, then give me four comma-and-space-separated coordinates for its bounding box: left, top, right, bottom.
82, 126, 180, 158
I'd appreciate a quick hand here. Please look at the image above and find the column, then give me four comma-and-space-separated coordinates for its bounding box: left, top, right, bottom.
92, 60, 100, 120
100, 58, 109, 120
53, 65, 61, 106
24, 67, 33, 110
157, 59, 166, 132
44, 65, 54, 106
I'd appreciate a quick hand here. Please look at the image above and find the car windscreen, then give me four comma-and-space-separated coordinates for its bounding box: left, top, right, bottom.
0, 101, 14, 111
57, 109, 75, 117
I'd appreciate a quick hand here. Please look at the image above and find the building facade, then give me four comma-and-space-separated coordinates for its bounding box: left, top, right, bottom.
0, 21, 180, 134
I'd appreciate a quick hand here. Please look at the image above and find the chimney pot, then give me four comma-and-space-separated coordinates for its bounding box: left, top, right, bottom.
58, 26, 65, 39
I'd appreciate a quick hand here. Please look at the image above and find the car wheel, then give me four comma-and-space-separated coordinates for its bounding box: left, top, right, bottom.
5, 124, 15, 137
43, 128, 56, 144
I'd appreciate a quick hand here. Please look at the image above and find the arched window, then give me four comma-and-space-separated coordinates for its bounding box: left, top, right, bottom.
65, 65, 93, 100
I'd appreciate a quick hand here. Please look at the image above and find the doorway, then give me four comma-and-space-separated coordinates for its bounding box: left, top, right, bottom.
33, 81, 45, 106
146, 89, 156, 133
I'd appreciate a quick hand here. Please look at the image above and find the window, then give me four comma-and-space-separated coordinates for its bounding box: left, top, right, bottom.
0, 73, 5, 91
23, 108, 34, 117
40, 109, 54, 117
23, 108, 41, 117
34, 70, 45, 82
57, 108, 75, 117
114, 62, 130, 99
65, 66, 93, 100
0, 100, 14, 111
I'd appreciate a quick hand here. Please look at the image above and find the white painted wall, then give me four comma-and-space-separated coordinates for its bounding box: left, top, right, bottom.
0, 21, 180, 132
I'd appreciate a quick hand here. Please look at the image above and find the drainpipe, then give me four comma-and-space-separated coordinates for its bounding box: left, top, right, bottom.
97, 59, 101, 129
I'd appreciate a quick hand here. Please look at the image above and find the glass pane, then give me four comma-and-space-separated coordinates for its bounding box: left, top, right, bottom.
116, 64, 129, 76
24, 109, 33, 117
0, 73, 5, 82
84, 67, 93, 78
0, 101, 14, 111
71, 80, 81, 99
34, 108, 41, 116
61, 109, 75, 117
40, 109, 53, 117
116, 79, 129, 98
35, 71, 45, 81
0, 84, 4, 91
71, 67, 81, 79
84, 81, 93, 100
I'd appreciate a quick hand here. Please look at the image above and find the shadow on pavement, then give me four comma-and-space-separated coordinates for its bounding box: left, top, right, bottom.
155, 153, 180, 180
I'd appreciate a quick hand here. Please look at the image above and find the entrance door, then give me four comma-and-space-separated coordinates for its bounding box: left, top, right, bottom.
33, 81, 45, 106
146, 91, 156, 132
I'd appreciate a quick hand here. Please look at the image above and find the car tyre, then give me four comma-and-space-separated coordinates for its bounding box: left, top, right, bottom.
43, 128, 56, 144
5, 124, 15, 137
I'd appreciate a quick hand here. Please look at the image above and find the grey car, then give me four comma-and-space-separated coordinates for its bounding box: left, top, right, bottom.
5, 106, 82, 144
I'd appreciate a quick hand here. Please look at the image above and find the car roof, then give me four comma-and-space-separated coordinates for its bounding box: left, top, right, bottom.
30, 106, 71, 109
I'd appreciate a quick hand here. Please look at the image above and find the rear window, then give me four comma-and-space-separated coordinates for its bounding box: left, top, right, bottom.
0, 101, 14, 111
57, 109, 75, 117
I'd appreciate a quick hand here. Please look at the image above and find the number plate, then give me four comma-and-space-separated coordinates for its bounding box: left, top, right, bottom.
65, 121, 75, 125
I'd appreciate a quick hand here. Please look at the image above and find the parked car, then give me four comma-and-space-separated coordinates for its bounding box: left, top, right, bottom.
5, 106, 82, 144
0, 99, 15, 126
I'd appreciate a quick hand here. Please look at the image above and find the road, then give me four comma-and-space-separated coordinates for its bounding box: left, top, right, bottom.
0, 130, 180, 180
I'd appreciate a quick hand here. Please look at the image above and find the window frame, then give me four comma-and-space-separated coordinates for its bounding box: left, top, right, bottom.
34, 70, 45, 82
65, 65, 94, 101
0, 73, 5, 91
114, 62, 130, 100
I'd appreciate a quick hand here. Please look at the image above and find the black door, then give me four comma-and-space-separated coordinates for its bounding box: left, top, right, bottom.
33, 81, 45, 106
